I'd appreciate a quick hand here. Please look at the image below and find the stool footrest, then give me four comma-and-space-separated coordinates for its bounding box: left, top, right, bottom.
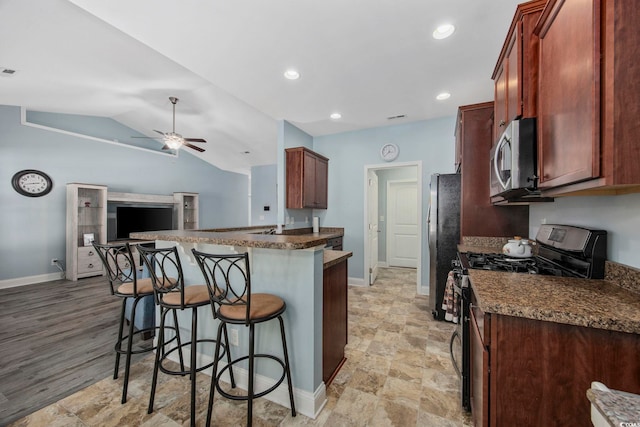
215, 354, 287, 401
159, 339, 229, 377
114, 325, 177, 355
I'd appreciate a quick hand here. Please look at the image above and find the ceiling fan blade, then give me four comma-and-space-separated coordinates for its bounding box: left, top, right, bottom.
130, 136, 157, 139
184, 143, 206, 152
153, 129, 166, 136
184, 138, 206, 143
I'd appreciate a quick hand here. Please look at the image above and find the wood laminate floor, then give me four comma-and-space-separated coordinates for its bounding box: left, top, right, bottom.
0, 275, 149, 426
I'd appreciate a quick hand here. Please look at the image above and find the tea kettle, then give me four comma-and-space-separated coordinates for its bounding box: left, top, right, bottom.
502, 237, 533, 258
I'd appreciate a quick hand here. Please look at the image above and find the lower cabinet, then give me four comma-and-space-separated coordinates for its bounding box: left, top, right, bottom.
76, 246, 103, 277
470, 295, 640, 426
322, 258, 348, 385
470, 308, 489, 427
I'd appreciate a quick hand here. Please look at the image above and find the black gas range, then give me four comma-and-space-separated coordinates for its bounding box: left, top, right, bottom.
459, 224, 607, 279
450, 224, 607, 412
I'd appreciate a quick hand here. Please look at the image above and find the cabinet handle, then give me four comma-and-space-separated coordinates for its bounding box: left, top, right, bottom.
499, 120, 506, 127
88, 263, 94, 268
88, 250, 94, 256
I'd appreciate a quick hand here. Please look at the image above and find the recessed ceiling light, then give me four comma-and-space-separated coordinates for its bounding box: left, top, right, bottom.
283, 69, 300, 80
436, 92, 451, 100
330, 112, 342, 120
433, 24, 455, 40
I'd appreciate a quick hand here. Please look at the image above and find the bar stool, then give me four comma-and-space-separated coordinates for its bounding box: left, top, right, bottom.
191, 249, 296, 427
137, 244, 233, 426
92, 242, 162, 404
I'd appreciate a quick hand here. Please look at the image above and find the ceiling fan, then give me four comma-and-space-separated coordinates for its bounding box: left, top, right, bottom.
133, 96, 206, 152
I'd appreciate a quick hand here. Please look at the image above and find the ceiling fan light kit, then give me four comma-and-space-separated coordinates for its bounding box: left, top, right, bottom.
132, 96, 207, 153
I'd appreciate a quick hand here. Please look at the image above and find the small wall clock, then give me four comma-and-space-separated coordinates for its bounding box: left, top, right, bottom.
11, 169, 53, 197
380, 143, 399, 162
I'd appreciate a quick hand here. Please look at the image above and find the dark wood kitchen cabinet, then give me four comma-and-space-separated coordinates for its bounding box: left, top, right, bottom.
470, 303, 490, 427
492, 0, 546, 143
535, 0, 640, 196
323, 256, 348, 385
469, 290, 640, 426
456, 103, 528, 239
286, 147, 328, 209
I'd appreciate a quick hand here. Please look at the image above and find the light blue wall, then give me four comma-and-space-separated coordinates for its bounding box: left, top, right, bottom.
250, 164, 277, 225
312, 117, 456, 287
277, 120, 317, 229
26, 110, 162, 152
529, 194, 640, 269
0, 105, 249, 281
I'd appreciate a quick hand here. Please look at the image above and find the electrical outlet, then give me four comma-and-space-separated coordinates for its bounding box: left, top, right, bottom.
51, 258, 58, 266
229, 328, 239, 346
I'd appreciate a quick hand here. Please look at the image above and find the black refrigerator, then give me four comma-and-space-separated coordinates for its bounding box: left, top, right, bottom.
428, 173, 461, 320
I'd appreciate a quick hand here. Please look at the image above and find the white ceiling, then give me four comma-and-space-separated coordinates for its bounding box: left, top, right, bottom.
0, 0, 523, 174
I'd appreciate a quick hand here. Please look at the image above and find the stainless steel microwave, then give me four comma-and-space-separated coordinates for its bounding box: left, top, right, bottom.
489, 118, 537, 199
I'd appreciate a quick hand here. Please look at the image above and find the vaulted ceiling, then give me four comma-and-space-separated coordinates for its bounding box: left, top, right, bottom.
0, 0, 522, 173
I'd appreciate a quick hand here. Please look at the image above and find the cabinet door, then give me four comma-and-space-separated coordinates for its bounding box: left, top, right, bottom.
322, 260, 347, 384
458, 103, 529, 238
537, 0, 600, 189
506, 27, 520, 122
314, 156, 328, 209
470, 309, 489, 427
302, 151, 317, 208
493, 62, 507, 143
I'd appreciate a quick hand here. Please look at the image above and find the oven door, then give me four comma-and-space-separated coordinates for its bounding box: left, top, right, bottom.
449, 270, 471, 411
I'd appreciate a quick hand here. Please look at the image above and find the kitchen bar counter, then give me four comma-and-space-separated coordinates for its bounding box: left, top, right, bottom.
131, 227, 343, 250
587, 385, 640, 426
128, 227, 349, 419
323, 250, 352, 269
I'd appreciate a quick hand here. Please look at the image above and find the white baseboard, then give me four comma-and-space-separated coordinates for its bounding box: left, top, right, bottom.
348, 276, 367, 287
0, 272, 63, 289
378, 261, 389, 268
163, 345, 326, 419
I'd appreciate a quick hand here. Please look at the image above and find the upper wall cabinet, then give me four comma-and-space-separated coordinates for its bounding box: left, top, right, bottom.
492, 0, 546, 144
286, 147, 329, 209
456, 103, 529, 238
535, 0, 640, 196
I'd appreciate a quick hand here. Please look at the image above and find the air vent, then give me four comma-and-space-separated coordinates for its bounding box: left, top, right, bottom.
387, 114, 406, 120
1, 68, 17, 77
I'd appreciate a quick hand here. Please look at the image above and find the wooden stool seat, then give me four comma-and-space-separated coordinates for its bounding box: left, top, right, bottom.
220, 293, 285, 321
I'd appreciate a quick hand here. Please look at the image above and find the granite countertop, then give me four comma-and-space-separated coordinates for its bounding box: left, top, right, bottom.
323, 250, 352, 269
459, 242, 640, 334
587, 386, 640, 426
130, 227, 343, 250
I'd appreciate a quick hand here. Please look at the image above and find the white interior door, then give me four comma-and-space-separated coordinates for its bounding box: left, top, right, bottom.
367, 170, 379, 284
387, 180, 418, 268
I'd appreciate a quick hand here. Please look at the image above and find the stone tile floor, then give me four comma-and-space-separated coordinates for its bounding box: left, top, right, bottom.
10, 267, 472, 426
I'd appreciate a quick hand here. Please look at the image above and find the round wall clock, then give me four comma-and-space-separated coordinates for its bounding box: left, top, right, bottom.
11, 169, 53, 197
380, 143, 399, 162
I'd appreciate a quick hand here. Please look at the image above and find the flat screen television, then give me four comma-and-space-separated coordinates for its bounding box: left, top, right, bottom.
116, 206, 173, 239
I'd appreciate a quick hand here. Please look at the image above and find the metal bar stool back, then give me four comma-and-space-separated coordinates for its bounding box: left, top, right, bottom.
137, 244, 231, 426
191, 249, 296, 427
92, 242, 158, 404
